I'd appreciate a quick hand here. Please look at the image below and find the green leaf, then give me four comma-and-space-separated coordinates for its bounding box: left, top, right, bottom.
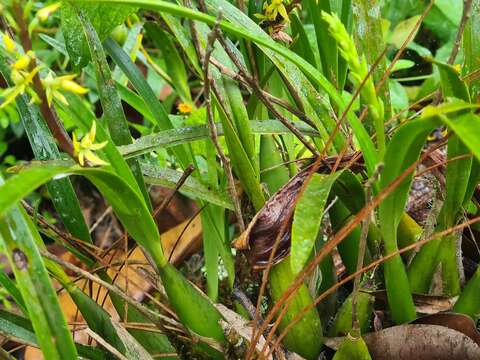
0, 272, 26, 314
0, 175, 78, 359
0, 164, 226, 352
269, 260, 323, 360
119, 120, 319, 159
103, 38, 195, 170
306, 0, 338, 85
141, 163, 233, 209
432, 60, 470, 101
78, 10, 152, 209
61, 1, 136, 68
0, 57, 92, 246
388, 16, 422, 48
291, 172, 342, 274
454, 266, 480, 319
259, 135, 290, 195
0, 309, 107, 360
144, 22, 192, 103
90, 0, 377, 173
408, 112, 480, 293
329, 292, 373, 336
332, 334, 372, 360
379, 117, 439, 323
463, 0, 480, 96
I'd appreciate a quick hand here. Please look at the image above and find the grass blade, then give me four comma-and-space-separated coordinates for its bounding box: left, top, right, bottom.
78, 10, 152, 208
0, 176, 77, 359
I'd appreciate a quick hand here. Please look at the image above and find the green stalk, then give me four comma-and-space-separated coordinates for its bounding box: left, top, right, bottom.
453, 266, 480, 320
329, 292, 373, 336
269, 260, 323, 360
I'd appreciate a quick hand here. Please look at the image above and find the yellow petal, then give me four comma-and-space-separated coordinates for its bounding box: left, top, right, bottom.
177, 102, 192, 114
84, 150, 108, 166
80, 134, 93, 148
278, 5, 289, 21
78, 151, 85, 166
3, 34, 16, 54
89, 140, 108, 151
60, 79, 88, 95
36, 2, 61, 22
45, 87, 53, 107
72, 134, 81, 154
53, 90, 68, 106
11, 69, 24, 84
88, 121, 97, 143
12, 51, 35, 70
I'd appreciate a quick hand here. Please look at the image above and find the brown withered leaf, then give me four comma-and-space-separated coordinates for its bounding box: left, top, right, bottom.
412, 312, 480, 346
233, 154, 363, 270
232, 166, 312, 270
364, 289, 456, 314
325, 324, 480, 359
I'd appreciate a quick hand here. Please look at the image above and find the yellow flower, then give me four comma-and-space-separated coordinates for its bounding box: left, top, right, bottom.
12, 51, 35, 71
58, 74, 89, 94
73, 121, 108, 167
3, 34, 16, 54
177, 102, 193, 114
0, 66, 41, 109
453, 64, 462, 73
36, 2, 61, 22
41, 72, 88, 106
257, 0, 289, 23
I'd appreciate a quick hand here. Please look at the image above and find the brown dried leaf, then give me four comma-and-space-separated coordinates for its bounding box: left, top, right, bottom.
232, 166, 312, 270
326, 324, 480, 360
233, 155, 363, 270
364, 290, 456, 314
412, 312, 480, 346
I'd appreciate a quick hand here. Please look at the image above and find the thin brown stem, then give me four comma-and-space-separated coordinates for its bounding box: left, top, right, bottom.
448, 0, 474, 65
213, 27, 320, 156
152, 164, 195, 219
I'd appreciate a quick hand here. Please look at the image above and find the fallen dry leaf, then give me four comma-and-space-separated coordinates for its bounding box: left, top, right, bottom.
326, 324, 480, 360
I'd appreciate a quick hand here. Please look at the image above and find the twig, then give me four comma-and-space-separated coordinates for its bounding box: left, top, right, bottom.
212, 27, 320, 156
351, 163, 383, 330
448, 0, 474, 65
203, 12, 246, 232
152, 164, 195, 219
232, 287, 259, 321
210, 58, 318, 130
84, 328, 129, 360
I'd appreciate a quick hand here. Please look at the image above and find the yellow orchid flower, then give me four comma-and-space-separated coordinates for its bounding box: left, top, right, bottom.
41, 72, 89, 106
264, 0, 289, 22
36, 2, 61, 22
0, 66, 41, 109
73, 121, 108, 167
